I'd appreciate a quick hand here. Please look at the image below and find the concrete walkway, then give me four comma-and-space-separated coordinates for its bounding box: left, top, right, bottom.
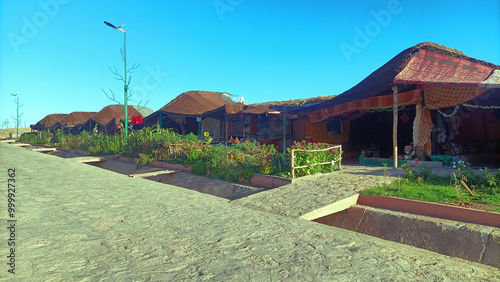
1, 142, 499, 281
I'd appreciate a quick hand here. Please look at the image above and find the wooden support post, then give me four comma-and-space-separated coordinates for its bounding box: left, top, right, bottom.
225, 119, 228, 144
392, 85, 398, 168
283, 113, 287, 152
291, 149, 295, 179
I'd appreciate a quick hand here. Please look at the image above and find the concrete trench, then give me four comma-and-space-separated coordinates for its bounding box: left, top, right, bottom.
85, 159, 266, 200
313, 205, 500, 268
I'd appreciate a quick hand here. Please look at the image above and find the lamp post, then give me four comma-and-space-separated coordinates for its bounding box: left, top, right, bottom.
104, 21, 129, 140
10, 94, 19, 139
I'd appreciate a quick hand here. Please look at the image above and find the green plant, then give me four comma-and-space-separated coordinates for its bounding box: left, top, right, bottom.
382, 162, 390, 177
136, 153, 155, 169
361, 166, 500, 208
430, 155, 453, 167
19, 132, 38, 143
209, 167, 241, 182
290, 140, 342, 177
191, 160, 208, 176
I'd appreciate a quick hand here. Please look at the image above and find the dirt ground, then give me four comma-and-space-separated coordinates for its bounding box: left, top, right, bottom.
0, 128, 31, 139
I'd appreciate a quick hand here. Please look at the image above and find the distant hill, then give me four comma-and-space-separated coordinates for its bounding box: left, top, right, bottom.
0, 128, 31, 139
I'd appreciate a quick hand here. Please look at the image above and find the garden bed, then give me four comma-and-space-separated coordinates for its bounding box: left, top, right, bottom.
361, 162, 500, 212
358, 195, 500, 228
19, 127, 343, 183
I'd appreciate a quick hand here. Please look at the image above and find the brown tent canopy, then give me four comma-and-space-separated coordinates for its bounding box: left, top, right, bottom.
159, 90, 244, 117
31, 114, 68, 131
55, 111, 96, 128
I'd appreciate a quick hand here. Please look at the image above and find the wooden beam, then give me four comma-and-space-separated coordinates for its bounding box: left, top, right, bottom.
392, 85, 398, 168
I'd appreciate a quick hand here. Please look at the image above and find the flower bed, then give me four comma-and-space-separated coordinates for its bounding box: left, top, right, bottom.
24, 126, 345, 182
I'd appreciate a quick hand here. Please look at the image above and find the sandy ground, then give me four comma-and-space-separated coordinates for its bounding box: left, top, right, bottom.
44, 147, 500, 211
1, 142, 500, 280
0, 128, 31, 139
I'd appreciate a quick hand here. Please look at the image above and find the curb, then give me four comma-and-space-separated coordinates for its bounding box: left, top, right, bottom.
358, 195, 500, 228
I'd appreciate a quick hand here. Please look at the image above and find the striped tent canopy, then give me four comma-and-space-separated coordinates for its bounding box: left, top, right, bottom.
300, 42, 500, 123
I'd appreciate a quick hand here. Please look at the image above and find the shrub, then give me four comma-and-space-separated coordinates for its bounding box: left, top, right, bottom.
136, 153, 155, 169
191, 160, 208, 175
19, 132, 38, 143
209, 167, 241, 182
290, 140, 342, 177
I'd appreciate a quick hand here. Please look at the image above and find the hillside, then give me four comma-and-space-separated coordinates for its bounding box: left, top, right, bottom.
0, 128, 32, 139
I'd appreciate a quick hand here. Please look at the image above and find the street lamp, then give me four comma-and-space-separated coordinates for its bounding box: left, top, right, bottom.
104, 21, 129, 140
10, 94, 19, 139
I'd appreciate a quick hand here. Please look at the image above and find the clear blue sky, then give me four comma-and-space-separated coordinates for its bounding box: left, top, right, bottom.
1, 0, 499, 126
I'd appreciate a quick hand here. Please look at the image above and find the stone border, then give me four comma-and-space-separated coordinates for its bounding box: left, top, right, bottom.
314, 205, 500, 268
358, 195, 500, 228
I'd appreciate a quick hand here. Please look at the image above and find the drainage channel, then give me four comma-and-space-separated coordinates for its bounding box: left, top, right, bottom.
85, 159, 266, 200
16, 144, 268, 200
313, 204, 500, 268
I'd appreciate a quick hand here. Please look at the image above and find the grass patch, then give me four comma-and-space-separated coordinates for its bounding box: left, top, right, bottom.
361, 165, 500, 207
360, 181, 462, 203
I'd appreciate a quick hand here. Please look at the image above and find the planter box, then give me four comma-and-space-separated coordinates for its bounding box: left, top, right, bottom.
246, 173, 292, 189
358, 195, 500, 228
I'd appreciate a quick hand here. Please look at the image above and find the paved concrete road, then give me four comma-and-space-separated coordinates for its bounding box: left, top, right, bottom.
0, 142, 499, 281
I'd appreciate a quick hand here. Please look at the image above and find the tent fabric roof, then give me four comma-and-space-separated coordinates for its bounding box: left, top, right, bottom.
159, 91, 244, 117
301, 42, 500, 114
89, 105, 153, 126
233, 95, 338, 115
56, 112, 96, 127
394, 49, 498, 86
32, 114, 68, 130
237, 105, 276, 115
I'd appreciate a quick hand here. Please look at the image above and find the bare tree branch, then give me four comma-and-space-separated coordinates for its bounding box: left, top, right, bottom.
108, 66, 125, 82
127, 63, 140, 74
103, 48, 150, 127
102, 88, 122, 105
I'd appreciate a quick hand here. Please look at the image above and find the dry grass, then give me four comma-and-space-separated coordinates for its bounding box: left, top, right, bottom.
0, 128, 32, 139
251, 95, 337, 107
